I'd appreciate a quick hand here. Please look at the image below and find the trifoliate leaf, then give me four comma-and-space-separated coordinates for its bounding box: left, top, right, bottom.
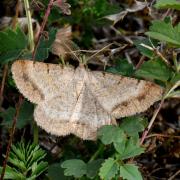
99, 158, 119, 180
0, 27, 28, 64
135, 58, 172, 82
155, 0, 180, 10
61, 159, 86, 178
146, 20, 180, 47
98, 125, 125, 145
120, 116, 147, 136
120, 164, 143, 180
115, 138, 144, 160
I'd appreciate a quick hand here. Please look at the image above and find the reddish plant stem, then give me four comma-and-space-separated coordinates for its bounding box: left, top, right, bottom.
140, 98, 165, 145
0, 96, 23, 180
32, 0, 55, 59
136, 56, 145, 70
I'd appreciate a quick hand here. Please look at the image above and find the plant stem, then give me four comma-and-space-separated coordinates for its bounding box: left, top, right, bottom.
33, 121, 39, 144
140, 97, 165, 145
32, 0, 55, 59
0, 96, 23, 180
88, 144, 104, 163
23, 0, 34, 52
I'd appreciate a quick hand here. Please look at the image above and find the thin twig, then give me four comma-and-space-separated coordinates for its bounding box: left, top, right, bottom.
0, 96, 23, 180
140, 98, 165, 145
32, 0, 55, 59
146, 133, 180, 140
136, 56, 146, 69
168, 169, 180, 180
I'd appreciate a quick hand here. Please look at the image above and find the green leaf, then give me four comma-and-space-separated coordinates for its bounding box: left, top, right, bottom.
155, 0, 180, 10
98, 125, 125, 145
135, 58, 172, 82
99, 158, 119, 180
48, 163, 69, 180
31, 161, 48, 177
146, 20, 180, 47
120, 116, 147, 136
0, 166, 26, 179
61, 159, 86, 178
107, 59, 134, 76
0, 27, 28, 64
120, 164, 143, 180
87, 159, 104, 179
34, 28, 57, 60
134, 38, 158, 58
115, 138, 144, 160
0, 101, 34, 129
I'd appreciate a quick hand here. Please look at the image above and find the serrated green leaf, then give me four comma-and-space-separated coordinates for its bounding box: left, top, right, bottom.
115, 138, 144, 160
61, 159, 86, 178
34, 28, 57, 60
155, 0, 180, 10
98, 125, 125, 145
48, 163, 69, 180
107, 59, 134, 76
120, 116, 147, 136
87, 159, 104, 179
146, 20, 180, 47
135, 58, 172, 82
120, 164, 143, 180
99, 158, 119, 180
0, 27, 28, 64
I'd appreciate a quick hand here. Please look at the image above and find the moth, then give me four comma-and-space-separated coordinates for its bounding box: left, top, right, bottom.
12, 60, 163, 140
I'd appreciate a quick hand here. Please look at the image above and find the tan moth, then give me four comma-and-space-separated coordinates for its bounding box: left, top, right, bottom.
11, 60, 163, 140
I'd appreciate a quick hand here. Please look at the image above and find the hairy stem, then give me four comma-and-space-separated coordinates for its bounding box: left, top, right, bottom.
23, 0, 34, 52
88, 144, 104, 163
32, 0, 55, 59
0, 96, 23, 180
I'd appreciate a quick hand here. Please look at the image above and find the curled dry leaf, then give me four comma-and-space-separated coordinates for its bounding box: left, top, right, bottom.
12, 60, 163, 140
53, 0, 71, 15
105, 0, 147, 24
0, 17, 40, 41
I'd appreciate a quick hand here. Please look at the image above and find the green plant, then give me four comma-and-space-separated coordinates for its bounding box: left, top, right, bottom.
0, 141, 48, 179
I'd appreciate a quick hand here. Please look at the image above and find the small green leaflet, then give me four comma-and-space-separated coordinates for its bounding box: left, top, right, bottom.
48, 163, 68, 180
120, 116, 147, 136
99, 158, 119, 180
34, 28, 57, 60
98, 125, 126, 145
154, 0, 180, 10
114, 137, 144, 160
61, 159, 103, 179
0, 101, 34, 129
106, 59, 135, 76
134, 38, 158, 58
0, 27, 28, 64
120, 164, 143, 180
146, 20, 180, 47
135, 58, 172, 82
